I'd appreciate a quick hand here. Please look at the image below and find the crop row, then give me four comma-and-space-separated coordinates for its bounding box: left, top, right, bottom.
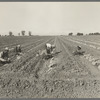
1, 37, 54, 73
0, 36, 50, 51
59, 37, 91, 78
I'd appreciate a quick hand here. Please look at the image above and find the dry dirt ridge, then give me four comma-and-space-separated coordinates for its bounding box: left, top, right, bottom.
0, 37, 100, 98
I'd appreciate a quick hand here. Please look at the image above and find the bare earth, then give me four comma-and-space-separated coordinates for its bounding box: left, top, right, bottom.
0, 36, 100, 98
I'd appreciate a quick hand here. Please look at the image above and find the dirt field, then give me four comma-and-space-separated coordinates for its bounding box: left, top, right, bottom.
0, 36, 100, 98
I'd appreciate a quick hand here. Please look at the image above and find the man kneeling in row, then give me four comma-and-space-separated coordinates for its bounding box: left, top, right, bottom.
15, 45, 22, 55
73, 46, 85, 56
45, 43, 56, 59
0, 47, 10, 64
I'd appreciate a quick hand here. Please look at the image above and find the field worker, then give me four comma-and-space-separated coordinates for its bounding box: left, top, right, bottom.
45, 43, 56, 59
0, 47, 10, 63
15, 45, 22, 55
51, 44, 56, 54
73, 46, 85, 55
45, 43, 52, 54
51, 44, 56, 51
77, 46, 81, 50
45, 43, 56, 54
75, 46, 82, 54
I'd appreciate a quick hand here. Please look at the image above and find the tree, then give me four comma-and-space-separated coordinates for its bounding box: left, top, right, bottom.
89, 32, 100, 35
21, 30, 25, 36
89, 33, 94, 35
18, 33, 20, 36
9, 31, 13, 36
29, 31, 32, 36
77, 32, 83, 36
68, 32, 73, 36
94, 32, 100, 35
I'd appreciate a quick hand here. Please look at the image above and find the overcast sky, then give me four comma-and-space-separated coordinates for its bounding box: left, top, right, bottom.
0, 2, 100, 35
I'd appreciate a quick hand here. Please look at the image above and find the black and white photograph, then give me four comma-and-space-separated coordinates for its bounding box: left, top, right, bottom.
0, 2, 100, 98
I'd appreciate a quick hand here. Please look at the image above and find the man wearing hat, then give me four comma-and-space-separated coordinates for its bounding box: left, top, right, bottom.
15, 45, 22, 55
73, 46, 85, 55
45, 43, 56, 59
0, 47, 10, 64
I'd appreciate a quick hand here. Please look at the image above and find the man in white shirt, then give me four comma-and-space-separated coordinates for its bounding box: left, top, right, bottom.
0, 47, 10, 64
45, 43, 56, 59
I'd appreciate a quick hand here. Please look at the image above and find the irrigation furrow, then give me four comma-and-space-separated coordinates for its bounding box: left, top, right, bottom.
59, 37, 91, 77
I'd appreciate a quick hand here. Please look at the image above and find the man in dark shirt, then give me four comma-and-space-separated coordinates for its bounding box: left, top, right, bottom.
73, 46, 85, 55
15, 45, 22, 55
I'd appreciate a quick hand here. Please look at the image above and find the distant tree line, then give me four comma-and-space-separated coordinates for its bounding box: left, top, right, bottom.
77, 32, 83, 36
68, 33, 73, 36
89, 32, 100, 35
6, 30, 32, 36
68, 32, 100, 36
1, 31, 100, 36
68, 32, 83, 36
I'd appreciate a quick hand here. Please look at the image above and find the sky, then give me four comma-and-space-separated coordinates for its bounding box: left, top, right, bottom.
0, 2, 100, 35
